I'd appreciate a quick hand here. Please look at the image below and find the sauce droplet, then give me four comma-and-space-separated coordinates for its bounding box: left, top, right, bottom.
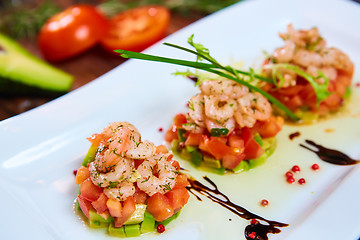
289, 131, 301, 140
300, 140, 359, 165
186, 176, 288, 240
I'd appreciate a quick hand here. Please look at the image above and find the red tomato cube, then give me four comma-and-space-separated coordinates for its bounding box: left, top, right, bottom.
165, 188, 190, 212
80, 178, 103, 202
147, 193, 174, 222
78, 194, 93, 219
91, 193, 108, 213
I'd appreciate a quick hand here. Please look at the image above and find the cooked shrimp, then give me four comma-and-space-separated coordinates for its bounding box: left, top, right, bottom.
306, 66, 337, 82
273, 40, 296, 63
204, 95, 237, 123
103, 181, 136, 201
235, 92, 272, 128
125, 140, 156, 159
200, 78, 248, 98
187, 94, 206, 127
89, 158, 135, 188
136, 154, 177, 196
321, 47, 353, 72
93, 122, 137, 172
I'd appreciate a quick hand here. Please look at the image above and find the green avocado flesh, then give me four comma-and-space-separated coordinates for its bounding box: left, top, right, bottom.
75, 205, 181, 238
172, 134, 276, 175
0, 33, 73, 96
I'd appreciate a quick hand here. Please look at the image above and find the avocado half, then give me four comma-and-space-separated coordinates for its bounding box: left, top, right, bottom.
0, 33, 73, 96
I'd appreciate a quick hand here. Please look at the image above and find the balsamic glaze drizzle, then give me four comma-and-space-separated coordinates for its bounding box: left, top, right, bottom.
289, 131, 301, 140
300, 140, 359, 165
187, 176, 288, 240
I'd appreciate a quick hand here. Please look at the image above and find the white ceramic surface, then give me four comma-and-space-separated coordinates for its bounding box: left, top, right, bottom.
1, 0, 360, 239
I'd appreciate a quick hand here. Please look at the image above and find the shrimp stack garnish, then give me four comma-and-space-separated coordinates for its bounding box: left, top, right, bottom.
76, 122, 190, 229
89, 122, 178, 199
262, 24, 354, 115
184, 78, 273, 133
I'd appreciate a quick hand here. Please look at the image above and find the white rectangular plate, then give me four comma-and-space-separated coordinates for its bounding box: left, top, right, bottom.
1, 0, 360, 239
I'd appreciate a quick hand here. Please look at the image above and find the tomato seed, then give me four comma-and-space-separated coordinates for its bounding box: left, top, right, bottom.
287, 176, 295, 184
291, 165, 300, 173
157, 224, 165, 233
298, 178, 306, 185
311, 164, 320, 171
285, 171, 293, 178
261, 199, 269, 207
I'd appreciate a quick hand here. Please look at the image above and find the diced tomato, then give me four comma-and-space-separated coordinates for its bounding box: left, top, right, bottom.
228, 134, 245, 149
91, 193, 108, 214
254, 116, 284, 138
174, 113, 187, 128
80, 178, 103, 202
155, 144, 168, 154
173, 174, 190, 189
114, 196, 136, 228
198, 135, 210, 152
75, 166, 90, 184
241, 128, 265, 160
165, 188, 190, 213
205, 137, 232, 160
166, 154, 180, 170
184, 132, 202, 146
147, 193, 174, 222
133, 188, 148, 204
78, 194, 93, 219
165, 126, 178, 142
222, 151, 245, 169
99, 210, 111, 220
107, 198, 122, 218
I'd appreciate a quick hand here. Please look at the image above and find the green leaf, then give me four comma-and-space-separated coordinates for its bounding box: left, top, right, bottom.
210, 128, 229, 137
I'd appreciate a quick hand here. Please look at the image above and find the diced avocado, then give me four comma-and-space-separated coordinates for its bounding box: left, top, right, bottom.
158, 210, 181, 226
180, 148, 192, 161
177, 129, 187, 142
124, 204, 147, 225
124, 224, 141, 237
140, 211, 156, 234
253, 133, 263, 147
248, 138, 276, 169
108, 224, 126, 237
190, 149, 203, 167
82, 143, 99, 167
233, 160, 250, 173
0, 33, 73, 96
201, 165, 226, 175
171, 139, 180, 153
203, 155, 222, 169
185, 145, 197, 153
89, 210, 113, 228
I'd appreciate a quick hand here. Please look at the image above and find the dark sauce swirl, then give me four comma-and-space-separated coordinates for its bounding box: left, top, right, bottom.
300, 140, 359, 165
187, 176, 288, 240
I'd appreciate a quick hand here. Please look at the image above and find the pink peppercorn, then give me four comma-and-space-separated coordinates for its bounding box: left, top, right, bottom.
157, 224, 165, 233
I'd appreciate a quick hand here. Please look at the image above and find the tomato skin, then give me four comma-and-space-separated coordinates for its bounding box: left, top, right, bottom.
241, 128, 264, 160
114, 196, 136, 228
75, 166, 90, 184
80, 178, 103, 202
78, 194, 93, 218
100, 5, 170, 53
173, 174, 190, 189
91, 193, 109, 214
165, 188, 190, 213
147, 193, 174, 222
38, 4, 108, 62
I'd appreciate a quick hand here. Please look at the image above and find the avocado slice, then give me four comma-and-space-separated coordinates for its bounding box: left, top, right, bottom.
0, 33, 73, 96
123, 204, 147, 225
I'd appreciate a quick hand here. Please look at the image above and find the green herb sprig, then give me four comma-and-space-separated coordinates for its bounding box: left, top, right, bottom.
115, 35, 300, 121
265, 63, 331, 105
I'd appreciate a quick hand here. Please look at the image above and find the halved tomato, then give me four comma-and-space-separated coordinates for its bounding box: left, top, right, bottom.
38, 4, 108, 62
100, 5, 170, 53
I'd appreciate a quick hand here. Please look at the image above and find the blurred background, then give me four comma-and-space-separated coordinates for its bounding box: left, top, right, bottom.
0, 0, 242, 121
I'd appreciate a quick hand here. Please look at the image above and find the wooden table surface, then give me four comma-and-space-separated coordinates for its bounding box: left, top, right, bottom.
0, 1, 206, 121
